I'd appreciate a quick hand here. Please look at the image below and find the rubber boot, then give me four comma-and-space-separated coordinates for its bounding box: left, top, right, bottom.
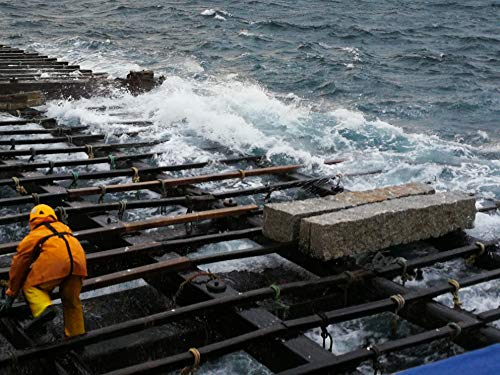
24, 305, 57, 333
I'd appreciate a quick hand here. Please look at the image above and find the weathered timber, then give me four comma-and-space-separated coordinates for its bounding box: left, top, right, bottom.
0, 205, 259, 254
0, 155, 263, 187
0, 140, 158, 158
0, 243, 496, 366
0, 126, 88, 135
0, 152, 156, 172
100, 270, 500, 375
300, 192, 477, 260
264, 182, 435, 242
0, 134, 103, 146
66, 165, 303, 198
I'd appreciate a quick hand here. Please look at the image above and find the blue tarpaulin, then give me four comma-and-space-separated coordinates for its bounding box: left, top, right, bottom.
398, 344, 500, 375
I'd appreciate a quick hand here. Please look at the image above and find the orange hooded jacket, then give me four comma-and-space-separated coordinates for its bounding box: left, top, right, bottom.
6, 216, 87, 297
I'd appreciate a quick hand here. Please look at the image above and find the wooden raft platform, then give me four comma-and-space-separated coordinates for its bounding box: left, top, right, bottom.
0, 44, 498, 375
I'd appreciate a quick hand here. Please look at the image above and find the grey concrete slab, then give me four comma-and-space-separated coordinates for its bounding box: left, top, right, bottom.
299, 192, 476, 261
263, 182, 435, 242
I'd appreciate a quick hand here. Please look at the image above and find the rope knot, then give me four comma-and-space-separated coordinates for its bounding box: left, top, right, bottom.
448, 279, 462, 309
447, 322, 462, 338
466, 242, 486, 265
85, 144, 94, 159
131, 167, 140, 183
180, 348, 201, 375
11, 177, 28, 195
390, 294, 405, 336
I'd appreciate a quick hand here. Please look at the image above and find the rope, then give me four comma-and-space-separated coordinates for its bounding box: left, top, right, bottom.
238, 169, 246, 180
174, 272, 220, 302
317, 312, 333, 352
98, 185, 107, 204
394, 257, 412, 286
68, 171, 79, 188
117, 200, 127, 220
108, 154, 116, 170
11, 177, 28, 195
9, 139, 15, 150
66, 135, 73, 145
367, 345, 383, 375
28, 148, 36, 162
55, 206, 69, 224
85, 144, 94, 159
466, 242, 486, 265
46, 161, 55, 175
447, 322, 462, 339
31, 193, 40, 205
390, 294, 405, 336
448, 279, 462, 309
131, 167, 140, 183
180, 348, 201, 375
270, 284, 290, 319
56, 127, 64, 136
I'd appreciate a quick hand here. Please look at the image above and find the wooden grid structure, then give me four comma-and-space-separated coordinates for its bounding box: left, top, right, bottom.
0, 45, 498, 375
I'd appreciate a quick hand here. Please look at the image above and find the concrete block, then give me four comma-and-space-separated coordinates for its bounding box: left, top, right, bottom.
263, 182, 435, 242
299, 192, 476, 261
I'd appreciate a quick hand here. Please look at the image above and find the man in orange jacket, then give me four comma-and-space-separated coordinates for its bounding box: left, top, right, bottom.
0, 204, 87, 338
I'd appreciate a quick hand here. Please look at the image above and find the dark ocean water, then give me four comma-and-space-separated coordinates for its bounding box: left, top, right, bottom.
1, 0, 499, 137
0, 2, 499, 373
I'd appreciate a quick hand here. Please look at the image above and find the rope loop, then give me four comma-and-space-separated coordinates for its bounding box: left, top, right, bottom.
46, 161, 55, 175
174, 272, 220, 303
31, 193, 40, 205
180, 348, 201, 375
28, 148, 36, 162
447, 322, 462, 339
317, 312, 333, 352
55, 206, 69, 224
108, 154, 116, 170
448, 279, 462, 309
85, 144, 94, 159
466, 242, 486, 265
270, 284, 290, 319
395, 257, 412, 286
68, 171, 79, 188
56, 127, 64, 136
9, 139, 15, 150
238, 169, 246, 180
11, 177, 28, 195
66, 135, 73, 145
390, 294, 405, 336
117, 200, 127, 221
98, 185, 107, 204
131, 167, 140, 183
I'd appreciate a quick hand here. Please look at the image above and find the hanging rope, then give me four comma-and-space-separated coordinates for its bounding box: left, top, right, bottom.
46, 161, 55, 175
131, 167, 140, 183
11, 177, 28, 195
108, 154, 116, 170
270, 284, 290, 319
31, 193, 40, 205
55, 206, 69, 224
98, 185, 107, 204
367, 345, 383, 375
184, 195, 194, 235
9, 139, 15, 151
174, 272, 220, 302
394, 257, 412, 286
180, 348, 201, 375
117, 200, 127, 221
68, 171, 79, 188
341, 270, 359, 306
447, 322, 462, 339
448, 279, 462, 309
317, 312, 333, 352
65, 135, 73, 145
238, 169, 246, 180
390, 294, 405, 336
28, 148, 36, 162
56, 127, 64, 136
466, 242, 486, 265
85, 144, 94, 159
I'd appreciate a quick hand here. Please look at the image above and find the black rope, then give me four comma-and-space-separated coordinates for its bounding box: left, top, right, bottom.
317, 312, 333, 352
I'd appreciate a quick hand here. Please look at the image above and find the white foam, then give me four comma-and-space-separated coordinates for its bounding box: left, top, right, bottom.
201, 9, 216, 16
